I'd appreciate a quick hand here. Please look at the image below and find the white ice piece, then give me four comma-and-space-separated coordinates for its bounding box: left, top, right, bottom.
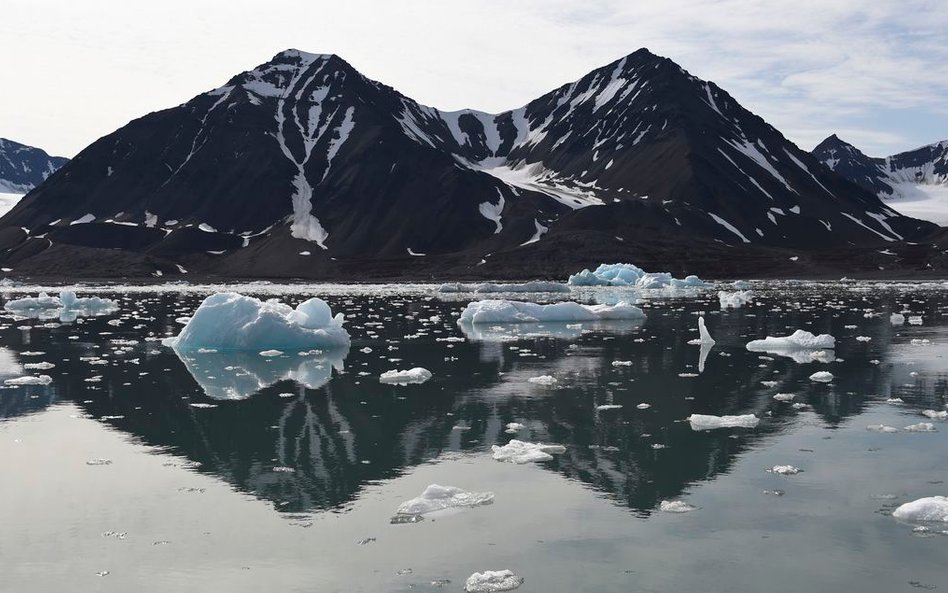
809, 371, 834, 382
719, 290, 753, 309
567, 263, 707, 289
491, 439, 565, 463
746, 330, 835, 351
687, 414, 759, 430
437, 281, 570, 294
659, 500, 697, 513
464, 570, 524, 593
379, 367, 432, 385
458, 299, 644, 325
892, 497, 948, 523
162, 292, 349, 352
394, 484, 494, 517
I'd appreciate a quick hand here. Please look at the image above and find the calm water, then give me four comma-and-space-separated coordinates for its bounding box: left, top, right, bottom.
0, 282, 946, 592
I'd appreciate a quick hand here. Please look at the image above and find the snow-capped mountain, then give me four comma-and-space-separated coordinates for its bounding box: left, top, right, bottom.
813, 135, 948, 226
813, 134, 948, 200
0, 138, 68, 193
0, 49, 935, 278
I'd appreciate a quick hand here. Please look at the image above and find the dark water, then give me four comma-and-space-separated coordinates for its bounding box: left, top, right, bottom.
0, 282, 946, 592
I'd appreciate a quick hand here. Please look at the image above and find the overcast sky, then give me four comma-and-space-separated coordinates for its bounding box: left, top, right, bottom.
3, 0, 947, 158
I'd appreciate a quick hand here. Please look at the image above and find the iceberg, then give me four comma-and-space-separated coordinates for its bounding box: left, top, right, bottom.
464, 570, 524, 593
4, 374, 53, 386
171, 348, 348, 400
687, 413, 759, 430
696, 316, 715, 345
809, 371, 834, 382
746, 330, 835, 363
394, 484, 494, 518
4, 290, 118, 321
379, 367, 432, 385
162, 292, 349, 352
491, 439, 566, 463
437, 281, 570, 294
458, 299, 644, 325
746, 330, 835, 351
567, 263, 707, 289
719, 290, 753, 309
892, 496, 948, 523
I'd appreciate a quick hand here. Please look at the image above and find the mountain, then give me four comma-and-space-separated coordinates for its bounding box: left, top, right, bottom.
813, 135, 948, 201
0, 138, 68, 194
0, 49, 937, 279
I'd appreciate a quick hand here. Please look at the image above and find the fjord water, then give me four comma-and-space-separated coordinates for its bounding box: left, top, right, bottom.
0, 283, 945, 592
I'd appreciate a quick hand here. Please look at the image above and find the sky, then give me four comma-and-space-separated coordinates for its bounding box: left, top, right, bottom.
3, 0, 948, 158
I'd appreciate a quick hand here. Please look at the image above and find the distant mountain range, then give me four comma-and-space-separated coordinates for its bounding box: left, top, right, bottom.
812, 134, 948, 201
0, 138, 68, 194
0, 49, 941, 279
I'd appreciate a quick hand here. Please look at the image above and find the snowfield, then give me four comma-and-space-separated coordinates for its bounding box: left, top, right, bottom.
883, 184, 948, 226
0, 193, 23, 218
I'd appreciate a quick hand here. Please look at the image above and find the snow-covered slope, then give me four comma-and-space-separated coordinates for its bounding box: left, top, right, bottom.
0, 138, 68, 193
0, 49, 935, 278
813, 135, 948, 225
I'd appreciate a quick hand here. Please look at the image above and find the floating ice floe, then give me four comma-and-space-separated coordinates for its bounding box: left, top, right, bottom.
171, 348, 348, 400
745, 330, 835, 364
4, 374, 53, 386
438, 281, 570, 294
809, 371, 834, 382
464, 570, 524, 593
866, 424, 898, 433
687, 414, 759, 430
504, 422, 525, 433
904, 422, 937, 432
527, 375, 557, 386
4, 290, 118, 321
773, 393, 795, 402
596, 404, 623, 411
567, 263, 707, 289
491, 439, 566, 463
394, 484, 494, 518
747, 330, 834, 352
922, 409, 948, 420
768, 465, 802, 475
719, 290, 753, 309
660, 500, 697, 513
892, 497, 948, 523
379, 367, 432, 385
890, 313, 905, 325
458, 299, 645, 325
732, 280, 753, 290
162, 292, 349, 351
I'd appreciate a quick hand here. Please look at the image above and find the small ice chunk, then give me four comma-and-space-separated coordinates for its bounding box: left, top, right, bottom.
904, 422, 937, 432
259, 349, 283, 357
922, 409, 948, 420
504, 422, 525, 433
773, 393, 795, 402
612, 360, 633, 367
527, 375, 557, 386
464, 570, 524, 593
768, 465, 802, 475
438, 281, 570, 294
491, 439, 565, 463
596, 404, 623, 411
394, 484, 494, 517
659, 500, 697, 513
719, 290, 753, 309
4, 375, 53, 386
687, 414, 759, 430
379, 368, 432, 385
892, 497, 948, 523
866, 424, 898, 433
890, 313, 905, 325
458, 299, 644, 324
809, 371, 834, 382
